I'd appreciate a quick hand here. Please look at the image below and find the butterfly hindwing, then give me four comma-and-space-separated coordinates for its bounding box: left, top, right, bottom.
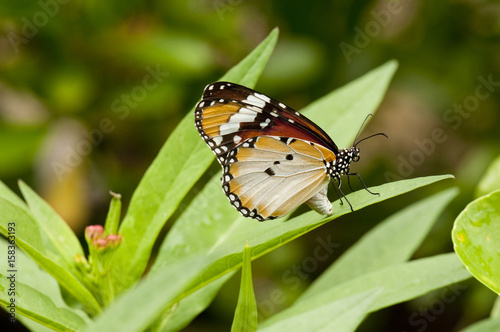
221, 136, 333, 221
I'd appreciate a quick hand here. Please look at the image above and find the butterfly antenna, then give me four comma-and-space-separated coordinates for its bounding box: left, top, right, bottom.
352, 113, 373, 147
354, 132, 388, 148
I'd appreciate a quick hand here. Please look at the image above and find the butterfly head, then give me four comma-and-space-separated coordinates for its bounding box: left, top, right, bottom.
329, 147, 359, 177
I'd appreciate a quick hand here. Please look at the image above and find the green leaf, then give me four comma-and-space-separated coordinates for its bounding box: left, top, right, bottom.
108, 28, 279, 294
0, 275, 88, 332
260, 253, 470, 328
193, 175, 453, 269
476, 154, 500, 198
18, 180, 84, 269
459, 316, 500, 332
302, 60, 398, 148
0, 180, 26, 207
148, 174, 238, 330
452, 189, 500, 294
491, 296, 500, 318
258, 288, 382, 332
0, 198, 101, 316
104, 191, 122, 234
300, 188, 459, 300
153, 276, 232, 332
83, 175, 452, 332
231, 242, 258, 332
83, 255, 211, 332
148, 60, 400, 328
0, 238, 90, 331
176, 175, 452, 322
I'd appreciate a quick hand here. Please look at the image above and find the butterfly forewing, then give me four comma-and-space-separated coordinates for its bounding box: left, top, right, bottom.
195, 82, 339, 166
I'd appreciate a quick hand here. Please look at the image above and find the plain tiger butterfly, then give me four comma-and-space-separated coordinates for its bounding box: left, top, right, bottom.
194, 82, 386, 221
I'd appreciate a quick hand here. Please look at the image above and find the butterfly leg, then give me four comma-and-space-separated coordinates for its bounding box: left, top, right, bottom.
333, 176, 354, 212
348, 172, 379, 196
347, 172, 355, 192
332, 182, 343, 205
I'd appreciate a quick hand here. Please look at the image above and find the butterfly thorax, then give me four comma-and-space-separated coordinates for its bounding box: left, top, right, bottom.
326, 147, 360, 178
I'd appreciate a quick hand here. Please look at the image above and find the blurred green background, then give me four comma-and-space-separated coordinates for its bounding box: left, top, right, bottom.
1, 0, 499, 331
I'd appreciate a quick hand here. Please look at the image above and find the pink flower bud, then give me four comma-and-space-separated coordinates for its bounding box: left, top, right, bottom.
85, 225, 104, 241
93, 238, 108, 250
106, 234, 122, 247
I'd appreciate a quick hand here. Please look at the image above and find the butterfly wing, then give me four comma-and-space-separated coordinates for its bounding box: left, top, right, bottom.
195, 81, 339, 166
222, 136, 334, 221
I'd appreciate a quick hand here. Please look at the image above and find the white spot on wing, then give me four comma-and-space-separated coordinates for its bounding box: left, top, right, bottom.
260, 118, 271, 128
254, 92, 271, 102
213, 136, 223, 146
279, 102, 286, 109
228, 112, 257, 124
238, 107, 258, 115
244, 95, 266, 108
233, 135, 242, 144
219, 122, 241, 135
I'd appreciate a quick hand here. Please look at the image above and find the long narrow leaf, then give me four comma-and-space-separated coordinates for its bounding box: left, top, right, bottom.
300, 188, 458, 300
0, 198, 101, 316
109, 28, 279, 294
0, 180, 26, 207
231, 242, 258, 332
18, 181, 84, 269
261, 253, 470, 328
0, 238, 90, 331
460, 317, 500, 332
148, 59, 400, 328
258, 288, 382, 332
302, 60, 398, 148
86, 175, 452, 332
83, 255, 210, 332
0, 275, 88, 332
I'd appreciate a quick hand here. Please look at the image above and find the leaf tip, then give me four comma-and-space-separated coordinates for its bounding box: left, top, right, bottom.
109, 190, 122, 199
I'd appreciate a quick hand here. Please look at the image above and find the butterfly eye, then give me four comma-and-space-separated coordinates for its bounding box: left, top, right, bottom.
353, 155, 360, 162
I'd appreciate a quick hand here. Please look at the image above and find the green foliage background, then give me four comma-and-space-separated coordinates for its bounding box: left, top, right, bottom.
1, 1, 499, 331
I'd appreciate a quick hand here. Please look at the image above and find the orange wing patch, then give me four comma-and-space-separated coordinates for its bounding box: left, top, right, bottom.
201, 104, 241, 137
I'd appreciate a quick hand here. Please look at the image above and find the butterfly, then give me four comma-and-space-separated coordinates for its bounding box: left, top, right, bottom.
194, 82, 386, 221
